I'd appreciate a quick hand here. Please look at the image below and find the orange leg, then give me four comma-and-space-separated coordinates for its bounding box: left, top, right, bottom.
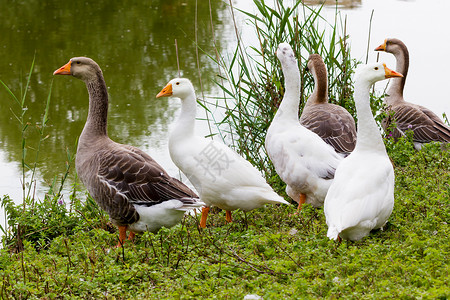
297, 193, 307, 211
225, 210, 232, 223
289, 194, 307, 216
116, 225, 128, 248
128, 231, 136, 241
200, 206, 210, 228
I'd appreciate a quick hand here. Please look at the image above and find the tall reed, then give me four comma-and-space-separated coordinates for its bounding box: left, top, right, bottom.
0, 57, 63, 201
0, 58, 81, 250
209, 0, 358, 184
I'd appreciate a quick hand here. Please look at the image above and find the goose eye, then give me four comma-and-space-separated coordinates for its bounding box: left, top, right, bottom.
76, 61, 81, 65
176, 82, 180, 85
374, 67, 379, 70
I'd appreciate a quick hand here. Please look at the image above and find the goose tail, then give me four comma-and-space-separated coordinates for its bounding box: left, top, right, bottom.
175, 197, 205, 211
327, 226, 340, 240
267, 195, 290, 205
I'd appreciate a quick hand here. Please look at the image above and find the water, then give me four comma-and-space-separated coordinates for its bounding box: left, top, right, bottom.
1, 0, 449, 214
327, 0, 450, 116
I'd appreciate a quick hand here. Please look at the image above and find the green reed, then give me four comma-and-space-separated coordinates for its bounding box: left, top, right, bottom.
0, 57, 56, 202
208, 0, 359, 184
0, 58, 83, 250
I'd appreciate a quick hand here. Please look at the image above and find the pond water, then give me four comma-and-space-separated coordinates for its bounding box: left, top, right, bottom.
0, 0, 449, 224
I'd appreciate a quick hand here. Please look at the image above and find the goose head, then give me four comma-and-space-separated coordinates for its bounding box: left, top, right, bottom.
276, 43, 297, 67
374, 38, 406, 55
156, 78, 195, 100
306, 53, 325, 72
54, 57, 102, 82
355, 62, 403, 85
306, 54, 328, 83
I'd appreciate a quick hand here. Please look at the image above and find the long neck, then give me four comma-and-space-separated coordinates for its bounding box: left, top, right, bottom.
354, 80, 387, 153
306, 63, 328, 106
171, 91, 197, 141
387, 44, 409, 100
276, 61, 301, 121
81, 72, 109, 140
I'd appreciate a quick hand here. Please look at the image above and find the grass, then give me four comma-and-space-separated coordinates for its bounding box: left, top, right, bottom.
0, 55, 76, 250
0, 0, 449, 298
0, 139, 449, 298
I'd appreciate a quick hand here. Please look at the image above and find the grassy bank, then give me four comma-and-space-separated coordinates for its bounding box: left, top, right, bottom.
0, 139, 449, 298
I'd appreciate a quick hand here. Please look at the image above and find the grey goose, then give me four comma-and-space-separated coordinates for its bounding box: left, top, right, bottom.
54, 57, 203, 247
375, 38, 450, 150
300, 54, 357, 156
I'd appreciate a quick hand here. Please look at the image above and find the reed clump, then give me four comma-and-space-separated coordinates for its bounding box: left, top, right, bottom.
0, 58, 109, 252
210, 0, 362, 186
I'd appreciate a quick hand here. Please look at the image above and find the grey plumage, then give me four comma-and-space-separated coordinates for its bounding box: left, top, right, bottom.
300, 54, 357, 155
55, 57, 200, 231
376, 38, 450, 149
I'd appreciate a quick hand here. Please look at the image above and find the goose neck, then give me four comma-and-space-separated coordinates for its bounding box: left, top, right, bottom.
276, 62, 301, 121
306, 64, 328, 106
354, 81, 387, 153
387, 45, 409, 100
81, 72, 109, 140
171, 92, 197, 141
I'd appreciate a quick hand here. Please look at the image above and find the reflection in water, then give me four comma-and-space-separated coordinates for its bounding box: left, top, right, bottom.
0, 1, 226, 199
302, 0, 362, 8
1, 0, 450, 203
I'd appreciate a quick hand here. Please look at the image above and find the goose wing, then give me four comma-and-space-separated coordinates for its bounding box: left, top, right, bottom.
300, 104, 357, 155
95, 145, 198, 224
385, 104, 450, 142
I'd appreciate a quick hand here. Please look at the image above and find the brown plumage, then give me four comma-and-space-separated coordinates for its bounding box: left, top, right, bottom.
375, 38, 450, 150
54, 57, 202, 246
300, 54, 357, 155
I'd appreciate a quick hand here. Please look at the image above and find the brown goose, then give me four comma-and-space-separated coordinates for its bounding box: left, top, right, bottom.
300, 54, 357, 155
375, 38, 450, 150
53, 57, 203, 247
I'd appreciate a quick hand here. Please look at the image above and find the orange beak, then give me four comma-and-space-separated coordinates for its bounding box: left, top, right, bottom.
374, 39, 387, 51
383, 63, 403, 78
53, 61, 72, 75
156, 83, 173, 98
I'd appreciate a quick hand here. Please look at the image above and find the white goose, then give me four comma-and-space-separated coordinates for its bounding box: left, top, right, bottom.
324, 62, 402, 241
156, 78, 289, 228
265, 43, 343, 210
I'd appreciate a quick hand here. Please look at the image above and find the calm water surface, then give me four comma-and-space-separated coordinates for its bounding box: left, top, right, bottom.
0, 1, 227, 204
0, 0, 449, 222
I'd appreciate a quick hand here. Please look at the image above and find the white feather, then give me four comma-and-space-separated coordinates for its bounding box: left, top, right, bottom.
324, 63, 396, 241
128, 199, 204, 233
162, 78, 289, 212
266, 43, 342, 207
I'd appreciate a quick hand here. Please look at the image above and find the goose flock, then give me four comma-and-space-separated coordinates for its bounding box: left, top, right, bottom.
53, 37, 449, 245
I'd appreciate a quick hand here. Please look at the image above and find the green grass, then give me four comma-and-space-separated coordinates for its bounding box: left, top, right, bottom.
0, 140, 449, 298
